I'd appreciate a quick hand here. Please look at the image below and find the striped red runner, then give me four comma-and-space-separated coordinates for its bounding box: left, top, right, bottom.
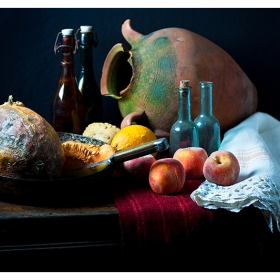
112, 175, 278, 270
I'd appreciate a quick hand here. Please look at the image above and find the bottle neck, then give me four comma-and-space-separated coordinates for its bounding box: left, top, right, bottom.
60, 34, 76, 64
59, 34, 76, 77
178, 87, 192, 121
199, 81, 213, 116
60, 62, 76, 78
79, 33, 94, 72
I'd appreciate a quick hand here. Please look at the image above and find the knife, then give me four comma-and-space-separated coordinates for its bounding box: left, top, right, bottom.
66, 137, 169, 176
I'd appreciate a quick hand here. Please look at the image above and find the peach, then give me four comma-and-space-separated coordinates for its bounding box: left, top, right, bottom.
203, 150, 240, 186
173, 147, 208, 179
122, 154, 156, 181
149, 158, 186, 195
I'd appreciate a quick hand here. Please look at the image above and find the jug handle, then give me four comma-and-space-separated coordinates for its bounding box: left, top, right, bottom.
121, 110, 171, 140
122, 19, 144, 44
121, 110, 149, 129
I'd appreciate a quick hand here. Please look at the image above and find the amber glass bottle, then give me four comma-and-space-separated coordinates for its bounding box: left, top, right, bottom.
51, 28, 85, 134
169, 80, 199, 157
77, 26, 103, 127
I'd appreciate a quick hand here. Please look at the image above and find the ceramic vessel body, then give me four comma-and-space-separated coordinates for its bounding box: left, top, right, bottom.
100, 19, 258, 137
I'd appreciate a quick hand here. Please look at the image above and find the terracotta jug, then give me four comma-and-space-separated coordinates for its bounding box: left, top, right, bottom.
100, 19, 258, 137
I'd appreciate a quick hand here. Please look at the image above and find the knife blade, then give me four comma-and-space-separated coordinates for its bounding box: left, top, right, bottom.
66, 137, 169, 176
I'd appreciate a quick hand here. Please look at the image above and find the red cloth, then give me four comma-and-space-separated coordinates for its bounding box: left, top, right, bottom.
112, 175, 280, 271
113, 179, 209, 250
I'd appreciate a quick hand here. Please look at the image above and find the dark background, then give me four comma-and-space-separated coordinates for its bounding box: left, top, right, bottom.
0, 8, 279, 128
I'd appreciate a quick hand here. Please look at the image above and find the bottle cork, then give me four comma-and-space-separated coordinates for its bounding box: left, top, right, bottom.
80, 26, 93, 33
180, 80, 190, 88
61, 29, 74, 35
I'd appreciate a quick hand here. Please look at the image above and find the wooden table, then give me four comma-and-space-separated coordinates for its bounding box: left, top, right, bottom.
0, 194, 123, 271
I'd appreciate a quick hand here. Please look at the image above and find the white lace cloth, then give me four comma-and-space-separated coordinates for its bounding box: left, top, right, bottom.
190, 112, 280, 232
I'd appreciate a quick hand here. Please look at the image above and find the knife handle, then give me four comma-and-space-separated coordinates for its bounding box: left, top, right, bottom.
112, 138, 169, 164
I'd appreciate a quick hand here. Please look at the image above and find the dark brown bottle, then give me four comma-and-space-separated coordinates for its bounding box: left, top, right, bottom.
51, 28, 85, 134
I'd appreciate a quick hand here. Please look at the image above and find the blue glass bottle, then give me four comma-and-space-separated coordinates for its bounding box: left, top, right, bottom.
169, 80, 199, 157
194, 81, 221, 155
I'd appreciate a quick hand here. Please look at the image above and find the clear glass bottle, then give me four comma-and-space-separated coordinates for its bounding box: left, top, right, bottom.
194, 81, 221, 155
77, 26, 103, 127
169, 80, 199, 157
51, 28, 85, 134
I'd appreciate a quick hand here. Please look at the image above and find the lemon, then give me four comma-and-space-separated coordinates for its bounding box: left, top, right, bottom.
111, 125, 157, 154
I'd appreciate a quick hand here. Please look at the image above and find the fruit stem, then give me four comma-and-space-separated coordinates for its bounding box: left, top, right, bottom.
213, 156, 221, 164
8, 95, 13, 105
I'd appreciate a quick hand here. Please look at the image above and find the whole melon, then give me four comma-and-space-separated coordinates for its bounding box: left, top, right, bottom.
0, 95, 65, 179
